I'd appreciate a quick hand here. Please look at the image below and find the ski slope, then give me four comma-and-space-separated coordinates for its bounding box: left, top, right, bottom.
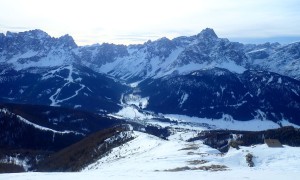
2, 130, 300, 180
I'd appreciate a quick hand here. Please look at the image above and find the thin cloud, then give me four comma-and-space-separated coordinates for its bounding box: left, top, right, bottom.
0, 25, 33, 33
0, 0, 299, 45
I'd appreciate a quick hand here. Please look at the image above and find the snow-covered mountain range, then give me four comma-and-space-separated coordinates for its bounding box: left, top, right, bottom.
1, 28, 300, 80
0, 64, 127, 113
138, 68, 300, 123
1, 28, 299, 125
1, 28, 300, 178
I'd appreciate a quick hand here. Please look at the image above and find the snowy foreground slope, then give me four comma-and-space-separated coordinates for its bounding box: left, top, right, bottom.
2, 130, 300, 180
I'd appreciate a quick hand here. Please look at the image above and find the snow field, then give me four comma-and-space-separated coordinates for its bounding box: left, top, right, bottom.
2, 130, 300, 180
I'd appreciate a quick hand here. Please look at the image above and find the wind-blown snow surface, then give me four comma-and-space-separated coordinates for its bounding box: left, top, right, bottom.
2, 131, 300, 179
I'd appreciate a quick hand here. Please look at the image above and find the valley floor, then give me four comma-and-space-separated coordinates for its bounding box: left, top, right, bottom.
1, 130, 300, 180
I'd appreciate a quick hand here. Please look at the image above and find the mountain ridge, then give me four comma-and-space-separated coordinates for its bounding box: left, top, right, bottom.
1, 28, 300, 81
0, 28, 299, 126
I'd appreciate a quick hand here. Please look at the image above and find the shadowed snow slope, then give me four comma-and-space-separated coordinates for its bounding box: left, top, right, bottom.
2, 131, 300, 179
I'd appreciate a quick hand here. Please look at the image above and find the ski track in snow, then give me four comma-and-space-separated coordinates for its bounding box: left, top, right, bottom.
179, 93, 189, 108
49, 65, 85, 106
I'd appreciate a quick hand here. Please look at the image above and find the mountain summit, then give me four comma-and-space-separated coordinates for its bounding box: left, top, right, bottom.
197, 28, 218, 39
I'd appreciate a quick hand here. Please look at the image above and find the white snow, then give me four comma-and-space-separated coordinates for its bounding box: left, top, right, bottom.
95, 45, 245, 80
257, 88, 261, 96
246, 48, 267, 54
116, 106, 153, 120
267, 76, 273, 84
74, 105, 82, 108
0, 108, 83, 135
163, 114, 297, 131
291, 89, 299, 96
54, 84, 85, 104
48, 65, 86, 106
9, 47, 73, 70
279, 120, 300, 128
123, 94, 149, 109
277, 77, 282, 84
113, 102, 300, 131
49, 88, 62, 106
17, 115, 83, 135
129, 81, 143, 88
83, 131, 212, 172
2, 107, 300, 179
0, 156, 31, 171
65, 65, 74, 83
179, 93, 189, 108
216, 61, 246, 74
220, 85, 226, 95
4, 51, 38, 65
250, 42, 300, 80
2, 130, 300, 180
103, 130, 134, 145
2, 168, 300, 180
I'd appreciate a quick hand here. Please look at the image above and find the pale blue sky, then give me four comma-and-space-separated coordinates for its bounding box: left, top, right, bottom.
0, 0, 299, 45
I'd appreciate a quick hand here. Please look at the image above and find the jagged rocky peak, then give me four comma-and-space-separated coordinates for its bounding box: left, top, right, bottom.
0, 32, 5, 39
25, 29, 51, 39
144, 37, 174, 47
142, 37, 177, 58
57, 34, 77, 48
3, 29, 77, 48
0, 33, 4, 46
0, 29, 52, 53
153, 37, 171, 44
196, 28, 218, 39
284, 41, 300, 59
78, 42, 128, 65
5, 29, 50, 40
151, 37, 175, 48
